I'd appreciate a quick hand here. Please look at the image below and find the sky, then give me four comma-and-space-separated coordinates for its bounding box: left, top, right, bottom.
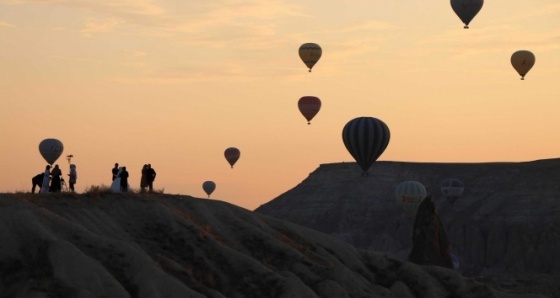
1, 0, 560, 210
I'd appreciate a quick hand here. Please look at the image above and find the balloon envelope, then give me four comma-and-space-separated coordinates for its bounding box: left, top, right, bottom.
450, 0, 483, 29
298, 96, 321, 124
441, 178, 464, 204
395, 181, 427, 219
39, 138, 64, 165
342, 117, 390, 175
224, 147, 240, 168
202, 181, 216, 197
298, 43, 322, 72
511, 50, 535, 80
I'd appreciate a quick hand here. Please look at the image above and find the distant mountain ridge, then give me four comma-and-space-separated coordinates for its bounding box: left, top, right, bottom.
255, 158, 560, 277
1, 193, 543, 297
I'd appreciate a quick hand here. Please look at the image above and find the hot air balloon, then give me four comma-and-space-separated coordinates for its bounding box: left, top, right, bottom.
441, 178, 464, 204
299, 43, 322, 72
395, 181, 427, 219
298, 96, 321, 125
39, 138, 64, 165
202, 181, 216, 198
511, 50, 535, 80
450, 0, 484, 29
342, 117, 390, 175
224, 147, 240, 168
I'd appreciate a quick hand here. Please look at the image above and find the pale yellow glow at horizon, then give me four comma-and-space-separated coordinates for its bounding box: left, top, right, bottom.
1, 0, 560, 210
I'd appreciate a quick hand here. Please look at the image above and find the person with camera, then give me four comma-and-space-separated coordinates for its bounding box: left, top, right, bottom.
68, 164, 77, 192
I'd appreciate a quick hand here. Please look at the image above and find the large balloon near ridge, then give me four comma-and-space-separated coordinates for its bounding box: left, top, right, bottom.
511, 50, 535, 80
202, 181, 216, 198
298, 96, 321, 124
224, 147, 240, 168
39, 138, 64, 165
450, 0, 483, 29
395, 181, 427, 219
342, 117, 390, 175
298, 43, 322, 72
441, 178, 464, 204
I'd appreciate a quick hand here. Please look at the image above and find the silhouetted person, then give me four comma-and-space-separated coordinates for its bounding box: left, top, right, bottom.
49, 164, 62, 192
119, 166, 129, 192
112, 163, 119, 181
140, 164, 148, 193
32, 173, 44, 194
68, 164, 77, 192
40, 165, 51, 193
147, 164, 156, 192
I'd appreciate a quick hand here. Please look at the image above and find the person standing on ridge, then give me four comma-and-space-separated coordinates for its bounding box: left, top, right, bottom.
119, 166, 129, 192
112, 163, 119, 181
68, 164, 77, 192
147, 164, 156, 193
49, 164, 62, 192
40, 165, 51, 193
140, 164, 148, 193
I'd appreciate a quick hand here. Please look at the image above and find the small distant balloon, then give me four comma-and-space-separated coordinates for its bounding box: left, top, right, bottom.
342, 117, 390, 175
395, 181, 427, 219
224, 147, 240, 168
202, 181, 216, 198
511, 50, 535, 80
450, 0, 483, 29
39, 138, 64, 165
441, 178, 464, 204
298, 96, 321, 125
298, 43, 322, 72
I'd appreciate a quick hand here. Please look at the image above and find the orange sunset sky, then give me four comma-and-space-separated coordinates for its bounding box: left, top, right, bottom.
1, 0, 560, 210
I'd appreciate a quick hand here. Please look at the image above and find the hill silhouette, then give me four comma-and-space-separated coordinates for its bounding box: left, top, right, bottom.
0, 192, 545, 297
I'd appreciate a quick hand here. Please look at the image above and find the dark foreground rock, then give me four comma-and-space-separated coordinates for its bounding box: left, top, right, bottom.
0, 193, 544, 297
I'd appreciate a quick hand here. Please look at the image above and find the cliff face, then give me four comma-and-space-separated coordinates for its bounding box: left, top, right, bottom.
0, 193, 538, 298
255, 159, 560, 277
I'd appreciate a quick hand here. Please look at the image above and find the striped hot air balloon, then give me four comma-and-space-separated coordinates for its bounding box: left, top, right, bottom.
342, 117, 390, 175
395, 181, 427, 219
224, 147, 240, 168
298, 43, 322, 72
298, 96, 321, 125
440, 178, 464, 204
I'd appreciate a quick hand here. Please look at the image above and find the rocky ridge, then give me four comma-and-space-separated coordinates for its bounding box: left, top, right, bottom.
0, 193, 545, 297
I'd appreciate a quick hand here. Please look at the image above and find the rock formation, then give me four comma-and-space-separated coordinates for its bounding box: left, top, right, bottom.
255, 159, 560, 278
408, 196, 453, 269
0, 193, 545, 297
